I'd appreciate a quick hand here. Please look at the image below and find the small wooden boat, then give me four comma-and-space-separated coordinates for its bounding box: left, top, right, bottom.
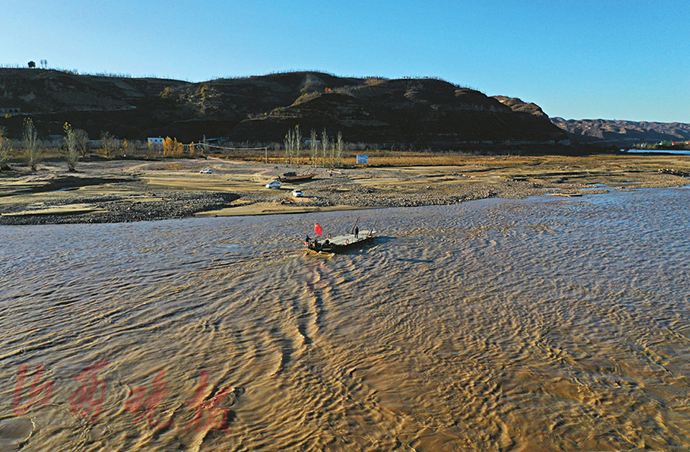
278, 172, 317, 182
306, 220, 377, 254
307, 231, 375, 253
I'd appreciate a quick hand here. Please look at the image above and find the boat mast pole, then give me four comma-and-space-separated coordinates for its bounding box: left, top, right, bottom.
367, 220, 378, 238
350, 216, 360, 234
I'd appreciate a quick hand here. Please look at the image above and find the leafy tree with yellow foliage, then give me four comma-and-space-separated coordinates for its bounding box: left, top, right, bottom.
163, 137, 174, 156
173, 138, 184, 156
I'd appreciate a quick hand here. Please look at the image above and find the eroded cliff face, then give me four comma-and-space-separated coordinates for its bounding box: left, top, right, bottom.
0, 69, 566, 146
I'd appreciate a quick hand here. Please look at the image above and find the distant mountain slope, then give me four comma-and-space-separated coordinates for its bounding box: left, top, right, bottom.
551, 117, 690, 144
0, 69, 566, 147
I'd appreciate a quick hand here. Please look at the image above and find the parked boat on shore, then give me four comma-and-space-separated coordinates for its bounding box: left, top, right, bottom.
278, 172, 317, 182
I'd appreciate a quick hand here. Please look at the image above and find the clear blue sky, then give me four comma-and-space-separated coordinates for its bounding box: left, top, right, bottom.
2, 0, 689, 122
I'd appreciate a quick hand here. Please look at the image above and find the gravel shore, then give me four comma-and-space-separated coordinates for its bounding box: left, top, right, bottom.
0, 188, 240, 225
1, 155, 688, 225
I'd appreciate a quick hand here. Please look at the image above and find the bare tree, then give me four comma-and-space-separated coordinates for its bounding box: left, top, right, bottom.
0, 127, 12, 170
294, 125, 301, 166
63, 122, 80, 171
284, 131, 291, 165
321, 128, 329, 168
283, 126, 302, 166
336, 131, 343, 168
310, 129, 318, 167
23, 118, 41, 171
101, 132, 117, 158
74, 129, 89, 157
330, 140, 335, 169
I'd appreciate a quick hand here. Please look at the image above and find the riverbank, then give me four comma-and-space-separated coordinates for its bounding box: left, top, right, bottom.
1, 153, 689, 225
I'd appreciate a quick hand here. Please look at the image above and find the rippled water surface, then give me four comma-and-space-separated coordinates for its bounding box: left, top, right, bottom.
1, 188, 689, 451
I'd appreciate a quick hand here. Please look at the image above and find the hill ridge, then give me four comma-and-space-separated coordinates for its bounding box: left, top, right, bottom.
1, 68, 566, 147
551, 117, 690, 145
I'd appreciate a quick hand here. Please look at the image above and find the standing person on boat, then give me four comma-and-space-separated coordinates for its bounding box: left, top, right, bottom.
354, 227, 359, 239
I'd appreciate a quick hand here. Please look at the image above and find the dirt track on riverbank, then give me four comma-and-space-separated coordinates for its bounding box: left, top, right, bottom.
1, 154, 689, 225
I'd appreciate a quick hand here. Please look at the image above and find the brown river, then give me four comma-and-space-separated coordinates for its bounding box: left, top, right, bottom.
1, 187, 689, 451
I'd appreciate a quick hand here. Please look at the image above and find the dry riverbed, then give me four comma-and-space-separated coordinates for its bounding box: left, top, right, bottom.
1, 154, 689, 225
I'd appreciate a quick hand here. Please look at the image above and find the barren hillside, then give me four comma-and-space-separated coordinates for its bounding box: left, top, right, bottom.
1, 69, 566, 147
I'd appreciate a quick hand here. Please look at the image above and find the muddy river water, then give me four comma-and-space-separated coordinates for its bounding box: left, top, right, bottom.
1, 187, 689, 451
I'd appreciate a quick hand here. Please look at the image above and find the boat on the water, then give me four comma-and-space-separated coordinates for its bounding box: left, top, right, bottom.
306, 219, 377, 253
